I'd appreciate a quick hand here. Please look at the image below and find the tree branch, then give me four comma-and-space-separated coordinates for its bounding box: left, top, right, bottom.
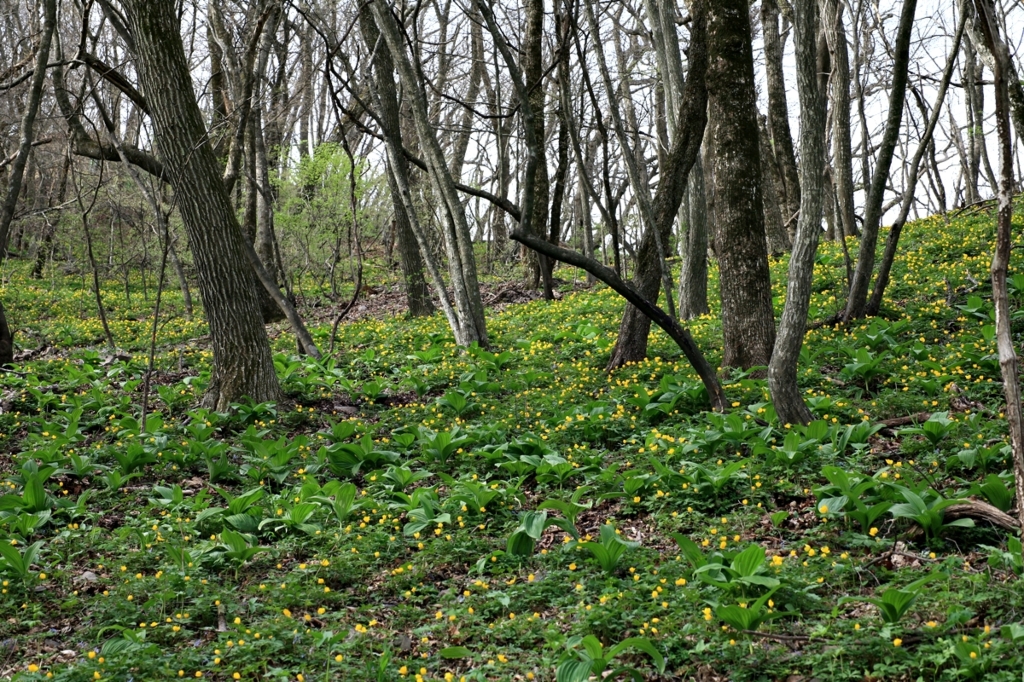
509, 228, 726, 412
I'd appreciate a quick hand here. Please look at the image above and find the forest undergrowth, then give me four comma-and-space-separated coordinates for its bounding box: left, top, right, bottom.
2, 206, 1024, 681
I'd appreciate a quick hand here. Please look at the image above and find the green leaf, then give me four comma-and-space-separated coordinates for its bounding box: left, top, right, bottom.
439, 646, 472, 659
670, 533, 707, 568
581, 635, 604, 661
730, 544, 766, 578
606, 637, 665, 673
556, 659, 594, 682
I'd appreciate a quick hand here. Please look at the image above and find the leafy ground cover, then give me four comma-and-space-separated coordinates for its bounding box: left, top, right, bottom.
2, 207, 1024, 681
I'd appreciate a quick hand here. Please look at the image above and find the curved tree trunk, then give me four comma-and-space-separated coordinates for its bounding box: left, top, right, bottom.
603, 0, 710, 369
119, 0, 281, 410
768, 0, 826, 426
708, 0, 775, 370
972, 0, 1024, 533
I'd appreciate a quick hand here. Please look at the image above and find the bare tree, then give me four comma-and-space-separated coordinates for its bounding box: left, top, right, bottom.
867, 8, 966, 315
972, 0, 1024, 534
0, 0, 56, 257
368, 1, 488, 346
845, 0, 917, 320
768, 0, 826, 425
761, 0, 801, 235
116, 0, 282, 409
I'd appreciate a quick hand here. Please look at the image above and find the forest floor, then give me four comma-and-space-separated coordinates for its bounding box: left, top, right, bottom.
1, 204, 1024, 681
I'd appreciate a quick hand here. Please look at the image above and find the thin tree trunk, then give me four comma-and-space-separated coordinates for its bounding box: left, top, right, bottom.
678, 154, 710, 319
959, 0, 1024, 152
358, 6, 434, 318
972, 0, 1024, 535
759, 115, 791, 256
845, 0, 917, 320
823, 0, 857, 238
768, 0, 826, 426
867, 8, 965, 315
964, 38, 982, 203
77, 179, 115, 348
370, 1, 487, 346
600, 0, 710, 369
761, 0, 801, 230
0, 0, 56, 257
582, 0, 679, 364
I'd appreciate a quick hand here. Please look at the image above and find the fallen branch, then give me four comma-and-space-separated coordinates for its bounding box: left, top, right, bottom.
945, 499, 1020, 530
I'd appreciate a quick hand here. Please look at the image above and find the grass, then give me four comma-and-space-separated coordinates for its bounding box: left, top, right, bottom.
1, 205, 1023, 681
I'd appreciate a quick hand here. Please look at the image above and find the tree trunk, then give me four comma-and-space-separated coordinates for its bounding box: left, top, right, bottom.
759, 115, 791, 256
119, 0, 281, 410
244, 109, 285, 323
0, 0, 56, 258
822, 0, 857, 238
959, 0, 1024, 152
523, 0, 550, 293
357, 6, 434, 318
708, 0, 776, 370
845, 0, 917, 320
678, 154, 710, 319
369, 2, 487, 345
972, 0, 1024, 535
768, 0, 826, 426
761, 0, 801, 230
603, 0, 710, 369
0, 299, 13, 367
867, 8, 966, 316
964, 38, 982, 203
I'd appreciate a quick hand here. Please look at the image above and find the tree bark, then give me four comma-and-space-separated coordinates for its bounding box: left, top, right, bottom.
761, 0, 801, 230
822, 0, 857, 239
964, 38, 982, 204
768, 0, 826, 426
678, 154, 710, 319
603, 0, 710, 369
844, 0, 917, 320
759, 115, 791, 256
358, 5, 434, 318
119, 0, 282, 410
972, 0, 1024, 533
370, 1, 487, 346
522, 0, 551, 294
582, 0, 677, 326
0, 298, 13, 367
958, 0, 1024, 150
708, 0, 776, 370
0, 0, 56, 258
